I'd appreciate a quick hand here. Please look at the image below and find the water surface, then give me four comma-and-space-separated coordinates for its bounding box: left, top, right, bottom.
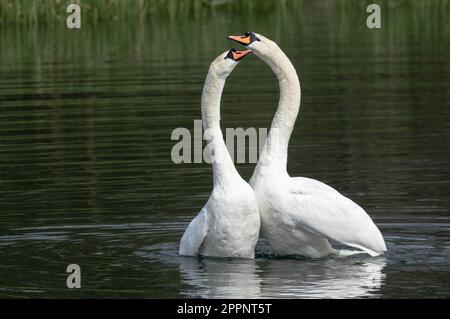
1, 2, 449, 298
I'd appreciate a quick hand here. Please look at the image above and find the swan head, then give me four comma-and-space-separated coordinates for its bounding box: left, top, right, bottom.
227, 32, 277, 59
209, 48, 253, 78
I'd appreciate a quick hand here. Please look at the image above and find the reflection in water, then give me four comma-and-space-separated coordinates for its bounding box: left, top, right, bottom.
258, 257, 386, 298
144, 242, 386, 298
179, 258, 262, 299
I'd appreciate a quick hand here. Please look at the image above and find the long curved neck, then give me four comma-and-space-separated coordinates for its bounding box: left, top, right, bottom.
256, 46, 301, 174
201, 70, 239, 186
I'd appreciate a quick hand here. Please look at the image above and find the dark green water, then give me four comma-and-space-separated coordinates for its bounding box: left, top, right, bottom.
1, 2, 450, 298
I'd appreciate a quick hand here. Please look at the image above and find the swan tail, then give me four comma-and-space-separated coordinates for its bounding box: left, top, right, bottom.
342, 241, 386, 257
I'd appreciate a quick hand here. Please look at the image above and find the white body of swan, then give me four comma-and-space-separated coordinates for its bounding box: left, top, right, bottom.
179, 49, 260, 259
228, 32, 386, 258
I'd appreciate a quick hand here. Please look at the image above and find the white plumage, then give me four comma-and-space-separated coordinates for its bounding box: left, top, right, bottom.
229, 32, 387, 258
179, 50, 260, 259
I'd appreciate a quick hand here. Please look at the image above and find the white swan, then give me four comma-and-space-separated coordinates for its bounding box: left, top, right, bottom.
179, 49, 261, 259
228, 32, 386, 258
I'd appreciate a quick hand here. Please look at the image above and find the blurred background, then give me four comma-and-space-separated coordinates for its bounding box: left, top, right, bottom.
0, 0, 449, 298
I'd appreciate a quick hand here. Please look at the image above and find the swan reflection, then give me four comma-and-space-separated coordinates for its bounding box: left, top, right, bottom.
179, 257, 262, 298
178, 248, 386, 298
258, 255, 386, 298
140, 242, 386, 298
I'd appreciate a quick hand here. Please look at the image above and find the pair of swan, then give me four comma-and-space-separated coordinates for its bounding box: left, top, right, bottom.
179, 32, 386, 259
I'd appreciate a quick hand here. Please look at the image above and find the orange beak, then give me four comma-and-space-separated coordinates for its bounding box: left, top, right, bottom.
231, 49, 253, 61
228, 34, 252, 46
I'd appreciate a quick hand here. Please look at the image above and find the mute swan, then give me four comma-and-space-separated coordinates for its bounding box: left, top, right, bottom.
228, 32, 386, 258
179, 49, 261, 258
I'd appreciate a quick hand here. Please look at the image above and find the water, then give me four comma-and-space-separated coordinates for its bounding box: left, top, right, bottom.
1, 2, 450, 298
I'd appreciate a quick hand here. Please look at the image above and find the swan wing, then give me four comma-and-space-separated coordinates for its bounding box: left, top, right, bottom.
179, 208, 209, 256
288, 177, 386, 256
291, 176, 341, 195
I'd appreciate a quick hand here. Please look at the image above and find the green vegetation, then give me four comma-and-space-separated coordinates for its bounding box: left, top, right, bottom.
0, 0, 448, 27
0, 0, 297, 26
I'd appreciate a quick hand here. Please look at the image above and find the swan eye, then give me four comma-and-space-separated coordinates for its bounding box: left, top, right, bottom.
245, 32, 260, 43
225, 49, 236, 60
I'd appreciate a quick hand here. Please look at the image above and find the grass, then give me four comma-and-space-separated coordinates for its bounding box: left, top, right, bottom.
0, 0, 300, 26
0, 0, 448, 27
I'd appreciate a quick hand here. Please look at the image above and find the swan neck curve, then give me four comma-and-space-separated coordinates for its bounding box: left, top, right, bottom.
201, 69, 239, 185
256, 45, 301, 173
